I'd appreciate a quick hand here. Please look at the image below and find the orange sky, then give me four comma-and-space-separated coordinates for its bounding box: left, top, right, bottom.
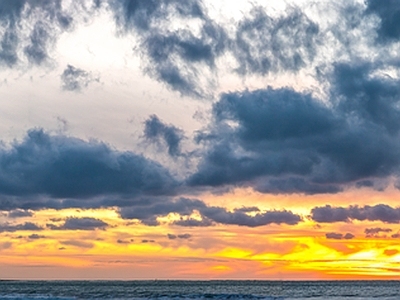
1, 187, 400, 280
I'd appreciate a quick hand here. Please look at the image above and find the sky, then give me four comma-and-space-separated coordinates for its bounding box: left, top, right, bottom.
1, 0, 400, 280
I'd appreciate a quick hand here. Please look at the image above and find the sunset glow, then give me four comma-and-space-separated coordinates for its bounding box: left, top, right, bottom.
1, 0, 400, 280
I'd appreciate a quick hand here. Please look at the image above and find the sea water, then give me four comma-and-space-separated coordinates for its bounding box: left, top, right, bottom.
0, 280, 399, 299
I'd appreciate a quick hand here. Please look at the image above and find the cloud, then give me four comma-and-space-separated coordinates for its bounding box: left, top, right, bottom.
119, 197, 301, 227
332, 62, 400, 135
141, 239, 155, 243
107, 1, 324, 97
0, 127, 302, 229
365, 227, 392, 238
167, 233, 177, 240
365, 0, 400, 43
326, 232, 355, 240
0, 0, 379, 102
0, 129, 178, 210
117, 239, 133, 244
109, 0, 227, 97
0, 0, 78, 67
167, 233, 191, 240
391, 232, 400, 239
172, 218, 213, 227
188, 61, 400, 194
144, 115, 184, 157
48, 217, 108, 230
234, 207, 260, 213
110, 0, 205, 32
28, 233, 46, 239
60, 239, 93, 249
311, 205, 349, 223
200, 206, 301, 227
0, 0, 392, 104
311, 204, 400, 224
0, 222, 42, 232
188, 87, 342, 193
61, 65, 98, 92
6, 209, 33, 218
177, 233, 191, 239
232, 7, 319, 75
344, 233, 355, 240
23, 21, 50, 65
118, 197, 206, 225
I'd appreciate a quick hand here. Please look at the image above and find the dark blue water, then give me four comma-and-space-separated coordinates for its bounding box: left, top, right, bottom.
0, 280, 400, 299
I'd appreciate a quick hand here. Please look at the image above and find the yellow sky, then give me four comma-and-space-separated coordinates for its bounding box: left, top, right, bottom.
1, 187, 400, 280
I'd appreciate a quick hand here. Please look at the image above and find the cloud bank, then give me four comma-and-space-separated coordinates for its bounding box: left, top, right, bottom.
311, 204, 400, 224
1, 0, 400, 230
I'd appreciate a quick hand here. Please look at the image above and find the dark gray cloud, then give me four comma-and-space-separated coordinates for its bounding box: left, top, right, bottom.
167, 233, 191, 240
0, 0, 76, 67
188, 60, 400, 194
110, 0, 204, 32
391, 232, 400, 239
61, 65, 98, 92
0, 0, 23, 66
28, 233, 46, 239
0, 128, 305, 228
60, 239, 93, 248
326, 232, 355, 240
0, 0, 108, 68
108, 1, 324, 97
167, 233, 177, 240
0, 0, 394, 103
108, 1, 325, 97
333, 63, 400, 135
119, 197, 301, 227
234, 207, 260, 213
48, 217, 108, 230
172, 218, 213, 227
233, 7, 319, 75
110, 0, 226, 97
325, 232, 342, 240
311, 204, 400, 224
200, 206, 301, 227
189, 87, 342, 191
144, 115, 184, 157
24, 21, 50, 65
365, 0, 400, 43
118, 197, 206, 225
365, 227, 392, 238
142, 26, 226, 97
311, 205, 349, 223
0, 129, 177, 210
3, 2, 400, 223
117, 239, 133, 244
344, 233, 355, 240
365, 227, 392, 235
0, 222, 42, 232
0, 0, 382, 102
188, 87, 339, 192
141, 239, 155, 243
6, 209, 33, 218
177, 233, 191, 239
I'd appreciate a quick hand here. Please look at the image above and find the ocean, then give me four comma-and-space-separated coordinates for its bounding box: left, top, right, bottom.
0, 280, 399, 300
